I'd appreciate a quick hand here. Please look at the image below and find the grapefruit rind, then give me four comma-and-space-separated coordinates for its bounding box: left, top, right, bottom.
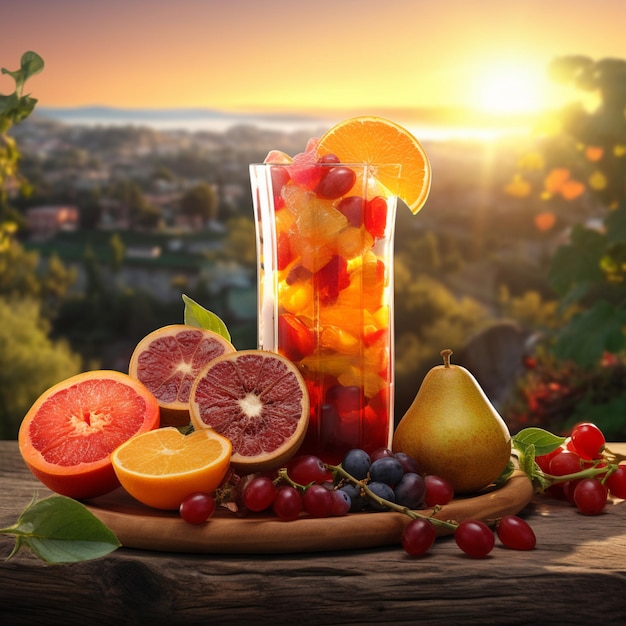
189, 350, 310, 474
18, 370, 160, 500
111, 427, 232, 510
128, 324, 236, 427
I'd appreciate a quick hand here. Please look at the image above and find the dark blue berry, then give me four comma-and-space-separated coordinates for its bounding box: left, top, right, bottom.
369, 456, 404, 486
394, 472, 426, 509
367, 481, 395, 510
341, 448, 371, 480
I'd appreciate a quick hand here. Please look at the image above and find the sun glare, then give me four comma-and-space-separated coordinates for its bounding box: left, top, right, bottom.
475, 65, 546, 115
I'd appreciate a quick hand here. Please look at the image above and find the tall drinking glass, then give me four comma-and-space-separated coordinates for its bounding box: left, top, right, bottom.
250, 161, 400, 464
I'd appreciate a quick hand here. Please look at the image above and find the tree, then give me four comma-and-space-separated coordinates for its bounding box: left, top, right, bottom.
0, 298, 82, 439
505, 56, 626, 367
1, 51, 44, 222
181, 182, 218, 222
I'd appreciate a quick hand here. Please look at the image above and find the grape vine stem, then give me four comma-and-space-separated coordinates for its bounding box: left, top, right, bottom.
326, 463, 458, 531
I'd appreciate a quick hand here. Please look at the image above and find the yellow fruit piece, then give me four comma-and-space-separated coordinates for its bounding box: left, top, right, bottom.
111, 427, 232, 510
316, 116, 431, 215
337, 226, 374, 259
320, 326, 360, 355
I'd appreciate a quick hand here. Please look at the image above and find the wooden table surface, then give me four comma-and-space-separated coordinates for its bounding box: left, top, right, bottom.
2, 439, 626, 625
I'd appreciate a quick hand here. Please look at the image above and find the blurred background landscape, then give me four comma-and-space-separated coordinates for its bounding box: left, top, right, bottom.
2, 0, 626, 440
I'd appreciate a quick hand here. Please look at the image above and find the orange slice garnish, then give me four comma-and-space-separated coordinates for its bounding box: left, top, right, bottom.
316, 116, 431, 214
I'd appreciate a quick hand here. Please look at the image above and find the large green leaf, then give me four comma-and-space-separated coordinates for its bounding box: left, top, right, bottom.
1, 495, 120, 564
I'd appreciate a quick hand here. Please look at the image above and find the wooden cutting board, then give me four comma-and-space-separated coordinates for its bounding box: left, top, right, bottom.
85, 470, 534, 554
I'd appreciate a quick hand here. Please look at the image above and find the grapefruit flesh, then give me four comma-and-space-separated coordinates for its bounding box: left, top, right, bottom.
190, 350, 310, 473
129, 324, 235, 426
18, 370, 160, 499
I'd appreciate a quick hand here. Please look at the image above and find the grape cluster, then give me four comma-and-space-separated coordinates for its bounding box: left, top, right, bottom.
178, 420, 626, 560
535, 421, 626, 515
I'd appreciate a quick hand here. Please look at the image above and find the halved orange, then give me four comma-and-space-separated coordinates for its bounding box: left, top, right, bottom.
128, 324, 235, 427
111, 427, 232, 510
316, 116, 431, 214
190, 350, 310, 474
18, 370, 161, 499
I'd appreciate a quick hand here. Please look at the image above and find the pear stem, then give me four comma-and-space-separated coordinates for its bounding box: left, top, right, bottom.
440, 349, 453, 368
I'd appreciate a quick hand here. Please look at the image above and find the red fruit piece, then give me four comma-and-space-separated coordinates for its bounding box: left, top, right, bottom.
288, 152, 323, 189
314, 255, 350, 304
277, 231, 294, 270
278, 313, 315, 362
337, 196, 365, 227
325, 385, 364, 415
549, 450, 582, 476
364, 196, 388, 238
315, 166, 356, 199
570, 422, 605, 460
270, 166, 291, 207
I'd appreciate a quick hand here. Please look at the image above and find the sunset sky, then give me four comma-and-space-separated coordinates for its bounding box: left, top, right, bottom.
3, 0, 626, 125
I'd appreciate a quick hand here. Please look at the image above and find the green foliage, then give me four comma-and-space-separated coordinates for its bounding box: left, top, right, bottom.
0, 298, 82, 439
0, 51, 44, 132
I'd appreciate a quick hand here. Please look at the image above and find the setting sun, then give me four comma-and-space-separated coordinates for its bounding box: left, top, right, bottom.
474, 64, 547, 115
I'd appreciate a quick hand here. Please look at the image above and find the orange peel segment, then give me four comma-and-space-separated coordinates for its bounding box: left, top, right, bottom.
316, 115, 431, 214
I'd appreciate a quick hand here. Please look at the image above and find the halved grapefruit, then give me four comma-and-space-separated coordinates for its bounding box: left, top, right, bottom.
189, 350, 310, 474
128, 324, 235, 426
18, 370, 160, 499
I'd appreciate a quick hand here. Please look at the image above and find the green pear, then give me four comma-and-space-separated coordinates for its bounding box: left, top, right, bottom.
392, 349, 511, 494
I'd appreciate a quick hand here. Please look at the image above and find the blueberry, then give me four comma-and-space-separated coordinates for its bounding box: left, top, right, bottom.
369, 456, 404, 486
341, 448, 371, 480
367, 481, 395, 510
394, 472, 426, 509
339, 483, 366, 512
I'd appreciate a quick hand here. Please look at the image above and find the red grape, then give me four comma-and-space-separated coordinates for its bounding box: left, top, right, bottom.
549, 450, 583, 476
570, 422, 605, 460
496, 515, 536, 550
242, 476, 276, 512
455, 519, 495, 558
401, 518, 437, 556
606, 464, 626, 499
573, 478, 608, 515
315, 166, 356, 199
179, 492, 216, 525
288, 455, 327, 485
303, 484, 334, 517
424, 474, 454, 507
272, 485, 303, 521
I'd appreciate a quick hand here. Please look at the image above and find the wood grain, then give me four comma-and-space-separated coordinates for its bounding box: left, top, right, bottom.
2, 441, 626, 625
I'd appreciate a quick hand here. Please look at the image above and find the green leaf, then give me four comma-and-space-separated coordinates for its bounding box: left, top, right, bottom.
512, 427, 566, 457
182, 294, 231, 342
20, 51, 45, 82
553, 300, 626, 366
1, 495, 120, 564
